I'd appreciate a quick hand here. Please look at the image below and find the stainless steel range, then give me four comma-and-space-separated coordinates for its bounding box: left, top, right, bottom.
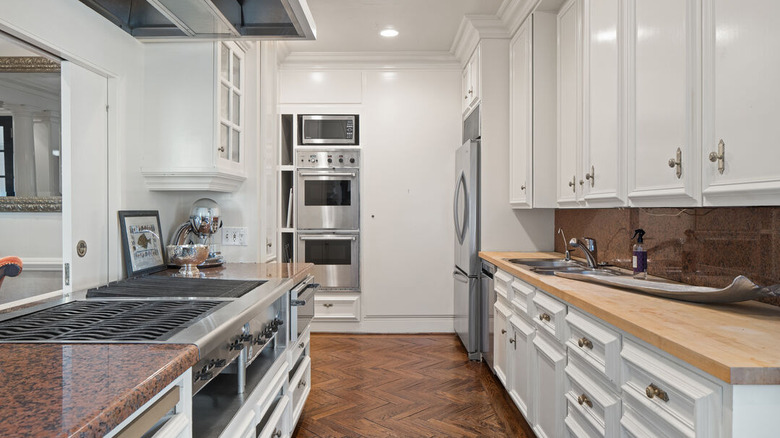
0, 276, 290, 396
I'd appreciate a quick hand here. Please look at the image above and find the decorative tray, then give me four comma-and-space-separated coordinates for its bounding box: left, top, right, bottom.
554, 273, 780, 304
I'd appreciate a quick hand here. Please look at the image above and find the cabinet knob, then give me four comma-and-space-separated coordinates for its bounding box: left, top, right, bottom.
668, 147, 682, 179
577, 393, 593, 408
645, 383, 670, 402
568, 175, 576, 192
709, 139, 726, 174
298, 379, 307, 388
509, 337, 516, 344
577, 337, 593, 349
299, 342, 305, 349
520, 183, 526, 191
218, 146, 225, 152
272, 430, 282, 438
323, 303, 334, 308
584, 165, 595, 187
468, 88, 473, 95
538, 313, 551, 322
501, 329, 507, 334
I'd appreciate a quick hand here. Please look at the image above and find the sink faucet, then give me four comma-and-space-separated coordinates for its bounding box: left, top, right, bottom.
558, 228, 571, 261
569, 237, 598, 268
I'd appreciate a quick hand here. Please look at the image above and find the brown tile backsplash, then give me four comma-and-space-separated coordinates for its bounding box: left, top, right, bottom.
555, 207, 780, 306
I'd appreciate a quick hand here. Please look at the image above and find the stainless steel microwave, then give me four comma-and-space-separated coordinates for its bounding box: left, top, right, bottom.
299, 114, 358, 145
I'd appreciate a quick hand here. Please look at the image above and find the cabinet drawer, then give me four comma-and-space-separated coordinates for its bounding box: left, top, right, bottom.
621, 397, 691, 438
290, 355, 312, 425
532, 290, 567, 342
495, 269, 514, 301
621, 339, 721, 438
566, 308, 621, 386
257, 395, 290, 438
510, 278, 535, 318
314, 293, 360, 321
254, 363, 288, 423
565, 353, 621, 438
291, 326, 310, 366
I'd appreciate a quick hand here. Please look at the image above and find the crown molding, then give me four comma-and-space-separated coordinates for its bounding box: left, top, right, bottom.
498, 0, 541, 37
450, 15, 510, 65
279, 51, 460, 70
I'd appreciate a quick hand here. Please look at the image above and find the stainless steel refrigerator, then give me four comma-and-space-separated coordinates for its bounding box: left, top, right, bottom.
453, 106, 485, 360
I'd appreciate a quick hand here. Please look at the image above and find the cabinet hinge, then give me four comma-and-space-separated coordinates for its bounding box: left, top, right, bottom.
64, 263, 70, 286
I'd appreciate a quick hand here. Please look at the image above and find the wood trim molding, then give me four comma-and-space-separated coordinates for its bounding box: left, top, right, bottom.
0, 197, 61, 212
0, 56, 60, 73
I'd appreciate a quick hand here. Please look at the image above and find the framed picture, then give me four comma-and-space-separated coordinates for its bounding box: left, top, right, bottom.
118, 210, 166, 277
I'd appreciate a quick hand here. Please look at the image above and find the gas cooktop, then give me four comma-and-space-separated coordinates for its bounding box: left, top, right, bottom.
86, 276, 266, 299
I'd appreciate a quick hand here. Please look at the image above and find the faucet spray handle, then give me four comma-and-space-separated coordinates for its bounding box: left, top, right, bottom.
558, 228, 570, 261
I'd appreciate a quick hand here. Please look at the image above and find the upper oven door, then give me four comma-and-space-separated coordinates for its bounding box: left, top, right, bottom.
300, 115, 357, 145
297, 169, 360, 230
296, 232, 359, 291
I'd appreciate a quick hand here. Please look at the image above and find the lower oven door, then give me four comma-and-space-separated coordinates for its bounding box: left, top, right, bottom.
296, 232, 359, 291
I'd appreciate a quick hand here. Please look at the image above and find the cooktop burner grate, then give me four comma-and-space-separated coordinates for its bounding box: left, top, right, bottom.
86, 276, 265, 299
0, 300, 225, 342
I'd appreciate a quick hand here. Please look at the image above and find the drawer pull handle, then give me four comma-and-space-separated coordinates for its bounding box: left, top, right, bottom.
323, 303, 334, 308
501, 329, 507, 334
645, 383, 669, 402
272, 430, 282, 438
577, 394, 593, 408
298, 379, 307, 388
577, 337, 593, 349
539, 313, 551, 322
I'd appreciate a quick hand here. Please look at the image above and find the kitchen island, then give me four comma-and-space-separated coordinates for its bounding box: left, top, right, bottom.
0, 262, 313, 438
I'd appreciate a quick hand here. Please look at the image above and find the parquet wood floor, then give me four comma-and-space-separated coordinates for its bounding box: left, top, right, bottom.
292, 333, 536, 438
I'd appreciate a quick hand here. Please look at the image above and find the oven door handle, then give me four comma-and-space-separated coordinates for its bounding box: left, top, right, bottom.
299, 235, 357, 241
298, 172, 357, 178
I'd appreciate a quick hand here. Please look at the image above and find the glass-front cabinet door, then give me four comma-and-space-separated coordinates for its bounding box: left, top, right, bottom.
218, 42, 244, 166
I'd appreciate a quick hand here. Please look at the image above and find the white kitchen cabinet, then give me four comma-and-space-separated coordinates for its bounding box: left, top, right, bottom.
508, 313, 535, 418
494, 299, 513, 386
313, 293, 361, 321
279, 70, 363, 104
557, 0, 584, 207
701, 0, 780, 206
532, 330, 567, 438
627, 0, 701, 207
581, 0, 626, 207
509, 12, 558, 209
509, 19, 533, 208
141, 42, 248, 192
462, 47, 481, 115
565, 353, 621, 438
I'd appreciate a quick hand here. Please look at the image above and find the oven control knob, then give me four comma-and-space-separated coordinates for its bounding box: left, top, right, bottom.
327, 158, 332, 163
350, 158, 356, 164
254, 335, 267, 345
339, 158, 344, 163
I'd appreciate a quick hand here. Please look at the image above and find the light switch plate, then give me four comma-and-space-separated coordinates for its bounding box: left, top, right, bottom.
223, 227, 248, 246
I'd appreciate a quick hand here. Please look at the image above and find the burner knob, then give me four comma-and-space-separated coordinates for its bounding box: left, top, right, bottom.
228, 340, 244, 351
210, 358, 227, 368
263, 327, 274, 337
195, 371, 213, 381
239, 333, 253, 343
274, 318, 284, 326
254, 335, 267, 345
339, 158, 344, 163
327, 158, 332, 163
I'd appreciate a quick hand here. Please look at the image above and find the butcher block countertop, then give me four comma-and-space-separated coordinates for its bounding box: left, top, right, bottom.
0, 262, 312, 438
480, 251, 780, 385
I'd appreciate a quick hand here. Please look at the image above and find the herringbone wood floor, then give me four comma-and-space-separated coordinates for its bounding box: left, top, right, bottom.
292, 333, 536, 438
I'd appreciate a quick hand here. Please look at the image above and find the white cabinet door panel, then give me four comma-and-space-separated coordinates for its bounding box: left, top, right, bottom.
532, 331, 566, 438
509, 314, 535, 418
629, 0, 700, 207
557, 0, 583, 207
702, 0, 780, 205
510, 19, 533, 208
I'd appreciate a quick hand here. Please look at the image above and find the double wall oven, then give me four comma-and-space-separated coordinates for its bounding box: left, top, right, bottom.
296, 150, 360, 292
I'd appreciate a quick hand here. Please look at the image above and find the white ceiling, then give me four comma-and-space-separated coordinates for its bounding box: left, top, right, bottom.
286, 0, 504, 53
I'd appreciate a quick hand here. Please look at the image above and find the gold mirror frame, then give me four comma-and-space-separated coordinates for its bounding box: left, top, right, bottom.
0, 56, 60, 73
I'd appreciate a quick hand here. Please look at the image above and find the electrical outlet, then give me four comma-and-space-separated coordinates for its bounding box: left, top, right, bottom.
222, 227, 248, 246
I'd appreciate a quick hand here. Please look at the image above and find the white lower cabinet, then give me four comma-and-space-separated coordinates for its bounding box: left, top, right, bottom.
532, 330, 567, 438
494, 300, 513, 385
565, 353, 621, 438
508, 313, 535, 418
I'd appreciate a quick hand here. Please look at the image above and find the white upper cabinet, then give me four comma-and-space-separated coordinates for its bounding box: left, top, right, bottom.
462, 47, 481, 115
509, 19, 533, 208
142, 42, 248, 192
702, 0, 780, 206
557, 0, 584, 207
581, 0, 626, 207
628, 0, 701, 207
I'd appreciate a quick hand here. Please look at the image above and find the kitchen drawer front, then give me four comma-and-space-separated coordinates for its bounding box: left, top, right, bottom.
495, 269, 514, 301
621, 339, 721, 438
566, 308, 621, 386
566, 408, 602, 438
257, 394, 290, 438
510, 278, 536, 319
565, 353, 621, 438
291, 326, 310, 367
314, 293, 360, 321
254, 363, 289, 423
621, 396, 692, 438
532, 290, 567, 343
290, 355, 312, 425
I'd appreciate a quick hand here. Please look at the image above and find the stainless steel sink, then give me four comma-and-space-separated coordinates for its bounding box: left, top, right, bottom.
506, 258, 584, 268
532, 267, 630, 276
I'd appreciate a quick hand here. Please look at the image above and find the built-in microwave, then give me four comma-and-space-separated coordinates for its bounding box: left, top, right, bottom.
299, 114, 359, 145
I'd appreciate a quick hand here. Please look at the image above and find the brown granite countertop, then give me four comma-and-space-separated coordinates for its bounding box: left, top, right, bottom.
156, 262, 314, 285
0, 343, 198, 438
481, 251, 780, 385
0, 262, 313, 437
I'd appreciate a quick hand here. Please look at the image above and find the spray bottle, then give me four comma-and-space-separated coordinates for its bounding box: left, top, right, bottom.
632, 229, 647, 279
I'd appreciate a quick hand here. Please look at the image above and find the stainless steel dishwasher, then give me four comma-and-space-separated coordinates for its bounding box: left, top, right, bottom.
481, 260, 497, 373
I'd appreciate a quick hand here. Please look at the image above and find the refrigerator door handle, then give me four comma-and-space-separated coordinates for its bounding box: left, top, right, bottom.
453, 269, 469, 283
453, 171, 468, 245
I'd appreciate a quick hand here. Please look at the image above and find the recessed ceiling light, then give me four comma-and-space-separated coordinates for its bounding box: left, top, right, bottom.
380, 29, 399, 38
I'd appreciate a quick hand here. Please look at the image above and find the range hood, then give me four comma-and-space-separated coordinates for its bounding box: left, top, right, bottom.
78, 0, 316, 40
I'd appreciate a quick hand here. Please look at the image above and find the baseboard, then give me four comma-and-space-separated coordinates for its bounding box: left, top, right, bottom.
311, 315, 455, 333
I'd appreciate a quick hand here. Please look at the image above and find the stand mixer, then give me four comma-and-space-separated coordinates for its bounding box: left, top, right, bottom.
169, 198, 225, 267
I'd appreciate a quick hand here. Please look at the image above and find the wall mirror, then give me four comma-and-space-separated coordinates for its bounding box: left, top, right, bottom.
0, 33, 61, 212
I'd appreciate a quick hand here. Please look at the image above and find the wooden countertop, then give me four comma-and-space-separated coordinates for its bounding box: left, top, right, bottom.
480, 251, 780, 385
0, 262, 314, 437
